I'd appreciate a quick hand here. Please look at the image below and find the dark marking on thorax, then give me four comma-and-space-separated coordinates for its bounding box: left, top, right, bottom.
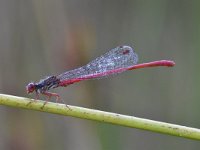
35, 76, 60, 93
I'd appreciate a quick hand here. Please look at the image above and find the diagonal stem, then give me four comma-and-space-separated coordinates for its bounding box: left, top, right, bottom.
0, 94, 199, 140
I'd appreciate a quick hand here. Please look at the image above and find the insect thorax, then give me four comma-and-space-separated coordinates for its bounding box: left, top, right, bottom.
35, 76, 60, 93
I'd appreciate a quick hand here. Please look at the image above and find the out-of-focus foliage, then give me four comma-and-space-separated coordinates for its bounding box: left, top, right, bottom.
0, 0, 200, 150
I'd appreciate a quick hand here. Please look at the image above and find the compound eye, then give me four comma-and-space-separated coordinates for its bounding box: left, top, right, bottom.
26, 82, 35, 93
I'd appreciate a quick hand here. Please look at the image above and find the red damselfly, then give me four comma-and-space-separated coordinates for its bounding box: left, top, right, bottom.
26, 46, 175, 102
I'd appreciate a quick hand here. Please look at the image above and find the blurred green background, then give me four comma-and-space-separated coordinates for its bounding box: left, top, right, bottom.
0, 0, 200, 149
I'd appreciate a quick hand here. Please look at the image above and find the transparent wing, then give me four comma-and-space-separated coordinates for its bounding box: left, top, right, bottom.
57, 46, 138, 81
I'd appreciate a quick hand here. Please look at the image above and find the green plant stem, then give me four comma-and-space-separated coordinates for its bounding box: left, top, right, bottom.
0, 94, 200, 140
